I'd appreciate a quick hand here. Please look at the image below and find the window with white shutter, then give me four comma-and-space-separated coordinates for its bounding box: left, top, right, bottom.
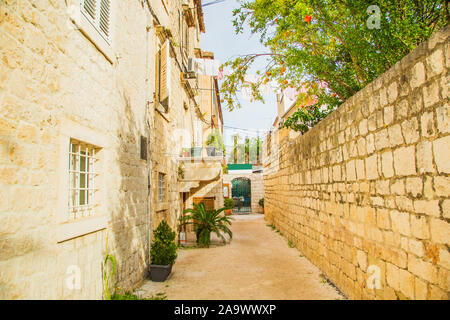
155, 40, 171, 113
81, 0, 111, 43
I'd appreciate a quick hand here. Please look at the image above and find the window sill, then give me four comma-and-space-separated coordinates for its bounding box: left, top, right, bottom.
71, 11, 115, 64
155, 104, 170, 122
156, 202, 169, 212
58, 215, 107, 243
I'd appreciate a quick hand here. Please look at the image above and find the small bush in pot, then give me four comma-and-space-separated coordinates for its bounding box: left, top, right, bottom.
259, 198, 264, 208
224, 198, 234, 215
150, 221, 177, 282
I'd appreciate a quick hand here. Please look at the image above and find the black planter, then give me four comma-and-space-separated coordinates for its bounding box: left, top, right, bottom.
206, 146, 216, 156
150, 264, 172, 282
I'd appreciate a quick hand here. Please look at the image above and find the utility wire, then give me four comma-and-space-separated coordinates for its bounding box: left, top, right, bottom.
202, 0, 227, 7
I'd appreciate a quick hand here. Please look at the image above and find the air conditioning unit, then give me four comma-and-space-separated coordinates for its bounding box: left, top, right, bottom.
184, 58, 197, 79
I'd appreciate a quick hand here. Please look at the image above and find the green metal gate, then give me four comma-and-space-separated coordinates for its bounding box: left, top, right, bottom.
231, 177, 251, 214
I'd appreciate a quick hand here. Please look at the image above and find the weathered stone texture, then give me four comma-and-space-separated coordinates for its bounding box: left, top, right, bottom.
0, 0, 205, 299
264, 27, 450, 300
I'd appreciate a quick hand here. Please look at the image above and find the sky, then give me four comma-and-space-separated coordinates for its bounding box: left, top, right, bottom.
200, 0, 278, 146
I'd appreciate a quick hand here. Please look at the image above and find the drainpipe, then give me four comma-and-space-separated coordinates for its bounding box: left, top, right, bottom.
144, 0, 154, 271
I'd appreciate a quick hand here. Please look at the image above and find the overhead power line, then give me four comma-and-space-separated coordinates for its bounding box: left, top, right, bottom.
202, 0, 227, 7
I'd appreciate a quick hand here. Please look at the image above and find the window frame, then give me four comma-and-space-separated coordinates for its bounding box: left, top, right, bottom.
69, 0, 115, 63
69, 140, 99, 220
57, 119, 108, 243
158, 172, 166, 203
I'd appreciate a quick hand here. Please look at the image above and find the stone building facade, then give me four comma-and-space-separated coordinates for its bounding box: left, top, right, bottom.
263, 27, 450, 299
0, 0, 222, 299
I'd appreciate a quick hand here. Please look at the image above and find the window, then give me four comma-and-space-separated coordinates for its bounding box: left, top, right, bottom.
140, 135, 148, 160
70, 0, 114, 62
155, 40, 170, 112
81, 0, 111, 43
69, 140, 100, 220
183, 20, 189, 57
158, 173, 166, 203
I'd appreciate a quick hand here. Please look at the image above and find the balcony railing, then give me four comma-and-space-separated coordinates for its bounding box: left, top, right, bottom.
178, 147, 225, 161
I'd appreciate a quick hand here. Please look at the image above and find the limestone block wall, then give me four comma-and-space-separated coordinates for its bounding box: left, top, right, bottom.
0, 0, 199, 299
223, 172, 264, 213
264, 27, 450, 300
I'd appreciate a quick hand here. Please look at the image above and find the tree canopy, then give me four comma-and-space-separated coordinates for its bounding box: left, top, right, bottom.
221, 0, 449, 132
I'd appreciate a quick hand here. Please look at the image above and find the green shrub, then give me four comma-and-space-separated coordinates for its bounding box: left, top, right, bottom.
259, 198, 264, 208
224, 198, 235, 210
150, 221, 177, 266
181, 203, 233, 248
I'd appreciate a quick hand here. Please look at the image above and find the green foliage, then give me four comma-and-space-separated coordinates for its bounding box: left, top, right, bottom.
150, 221, 178, 266
103, 233, 117, 300
206, 129, 225, 151
266, 223, 276, 230
178, 164, 185, 179
181, 203, 234, 247
224, 198, 235, 209
110, 291, 140, 300
110, 291, 167, 300
259, 198, 264, 207
288, 240, 295, 248
227, 136, 262, 164
222, 0, 449, 132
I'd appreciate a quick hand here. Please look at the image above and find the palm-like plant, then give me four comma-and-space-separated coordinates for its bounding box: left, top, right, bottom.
181, 203, 233, 247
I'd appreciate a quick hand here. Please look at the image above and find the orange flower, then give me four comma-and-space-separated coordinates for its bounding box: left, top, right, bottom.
304, 15, 312, 23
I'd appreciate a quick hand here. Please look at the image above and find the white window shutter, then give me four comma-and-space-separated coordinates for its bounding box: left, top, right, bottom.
99, 0, 111, 39
166, 40, 171, 105
159, 40, 171, 110
81, 0, 111, 42
83, 0, 97, 20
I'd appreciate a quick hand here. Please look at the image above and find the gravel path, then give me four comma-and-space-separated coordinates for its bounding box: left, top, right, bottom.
137, 214, 346, 300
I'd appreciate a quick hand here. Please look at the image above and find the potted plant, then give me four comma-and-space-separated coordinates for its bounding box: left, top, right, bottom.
182, 148, 190, 157
178, 164, 185, 179
150, 221, 178, 282
259, 198, 264, 214
181, 203, 233, 248
206, 135, 217, 156
224, 198, 234, 215
190, 144, 202, 158
206, 129, 224, 157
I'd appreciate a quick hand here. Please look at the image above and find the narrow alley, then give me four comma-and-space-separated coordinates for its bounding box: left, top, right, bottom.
138, 214, 345, 300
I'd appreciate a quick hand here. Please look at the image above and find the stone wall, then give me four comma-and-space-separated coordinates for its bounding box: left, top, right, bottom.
0, 0, 204, 299
264, 27, 449, 300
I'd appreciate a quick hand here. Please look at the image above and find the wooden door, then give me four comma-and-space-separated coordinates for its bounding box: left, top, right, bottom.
193, 197, 215, 211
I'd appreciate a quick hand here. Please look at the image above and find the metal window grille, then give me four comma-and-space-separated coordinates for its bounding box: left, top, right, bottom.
158, 173, 166, 203
69, 140, 99, 220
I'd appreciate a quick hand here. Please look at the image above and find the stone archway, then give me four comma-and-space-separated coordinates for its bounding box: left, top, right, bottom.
231, 177, 251, 214
223, 172, 263, 214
